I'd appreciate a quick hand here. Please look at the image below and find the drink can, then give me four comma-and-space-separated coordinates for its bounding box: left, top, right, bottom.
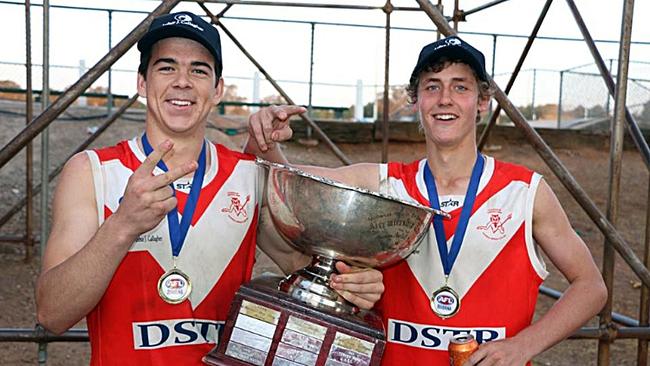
449, 334, 479, 366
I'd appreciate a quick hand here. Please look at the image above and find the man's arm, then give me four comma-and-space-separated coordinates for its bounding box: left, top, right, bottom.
245, 105, 382, 191
36, 140, 196, 334
468, 179, 607, 365
245, 105, 304, 165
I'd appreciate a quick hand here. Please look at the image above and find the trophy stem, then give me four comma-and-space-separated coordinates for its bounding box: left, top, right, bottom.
278, 255, 357, 314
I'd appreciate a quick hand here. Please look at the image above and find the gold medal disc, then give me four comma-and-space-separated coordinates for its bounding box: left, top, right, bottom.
157, 268, 192, 304
430, 286, 460, 319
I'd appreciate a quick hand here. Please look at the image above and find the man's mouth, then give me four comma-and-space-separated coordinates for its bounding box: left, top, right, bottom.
167, 99, 194, 107
433, 113, 458, 121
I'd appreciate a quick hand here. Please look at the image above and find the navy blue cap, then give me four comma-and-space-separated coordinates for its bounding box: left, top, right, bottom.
411, 36, 488, 83
138, 12, 222, 74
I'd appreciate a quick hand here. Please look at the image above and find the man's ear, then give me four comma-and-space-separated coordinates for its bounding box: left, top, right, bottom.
137, 73, 146, 98
212, 77, 224, 105
478, 95, 490, 113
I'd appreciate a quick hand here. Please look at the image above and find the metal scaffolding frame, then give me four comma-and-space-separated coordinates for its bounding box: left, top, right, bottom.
0, 0, 648, 365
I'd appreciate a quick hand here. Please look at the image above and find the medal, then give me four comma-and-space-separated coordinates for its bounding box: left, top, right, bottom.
430, 284, 460, 319
424, 153, 484, 319
158, 265, 193, 304
142, 134, 207, 305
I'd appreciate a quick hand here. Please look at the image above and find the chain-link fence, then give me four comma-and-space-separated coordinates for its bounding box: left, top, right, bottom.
558, 60, 650, 129
489, 61, 650, 131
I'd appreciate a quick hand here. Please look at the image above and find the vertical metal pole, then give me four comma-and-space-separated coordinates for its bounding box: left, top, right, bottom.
381, 1, 392, 163
531, 69, 537, 120
40, 0, 50, 254
307, 22, 315, 138
252, 72, 260, 113
436, 0, 443, 40
107, 10, 113, 115
490, 35, 497, 79
598, 1, 635, 365
453, 0, 459, 31
38, 2, 50, 360
355, 80, 364, 121
557, 71, 564, 129
38, 7, 49, 365
638, 180, 650, 365
25, 0, 34, 264
488, 34, 497, 119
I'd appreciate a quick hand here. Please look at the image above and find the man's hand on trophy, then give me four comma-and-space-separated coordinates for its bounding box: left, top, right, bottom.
329, 261, 384, 310
247, 105, 306, 152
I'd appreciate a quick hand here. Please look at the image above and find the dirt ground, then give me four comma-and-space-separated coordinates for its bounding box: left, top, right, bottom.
0, 101, 649, 365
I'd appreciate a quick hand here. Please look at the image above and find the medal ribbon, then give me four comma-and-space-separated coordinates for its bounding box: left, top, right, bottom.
142, 134, 207, 257
423, 153, 484, 277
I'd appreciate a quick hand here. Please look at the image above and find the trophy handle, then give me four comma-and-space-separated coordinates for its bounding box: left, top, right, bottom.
279, 255, 358, 315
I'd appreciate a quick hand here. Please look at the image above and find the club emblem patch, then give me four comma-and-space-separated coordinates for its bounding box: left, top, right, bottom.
221, 192, 250, 223
476, 208, 511, 240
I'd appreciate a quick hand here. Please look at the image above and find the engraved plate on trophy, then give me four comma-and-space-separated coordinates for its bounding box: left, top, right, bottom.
224, 342, 268, 366
282, 316, 326, 353
325, 332, 374, 366
272, 356, 309, 366
239, 300, 281, 326
271, 316, 327, 366
223, 300, 280, 365
274, 342, 319, 366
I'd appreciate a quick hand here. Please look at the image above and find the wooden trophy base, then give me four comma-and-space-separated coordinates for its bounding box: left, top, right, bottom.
204, 275, 385, 366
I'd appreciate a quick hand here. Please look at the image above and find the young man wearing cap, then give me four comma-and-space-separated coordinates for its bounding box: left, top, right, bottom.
246, 36, 606, 365
35, 12, 383, 365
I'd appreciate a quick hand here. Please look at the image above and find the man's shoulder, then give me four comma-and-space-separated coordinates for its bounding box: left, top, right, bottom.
386, 158, 424, 179
213, 142, 256, 162
64, 151, 92, 174
491, 157, 537, 182
92, 140, 132, 162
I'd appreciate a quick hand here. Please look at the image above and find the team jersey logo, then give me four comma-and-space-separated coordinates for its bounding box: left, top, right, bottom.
222, 192, 250, 223
440, 198, 460, 209
476, 208, 512, 240
387, 319, 504, 351
133, 318, 223, 350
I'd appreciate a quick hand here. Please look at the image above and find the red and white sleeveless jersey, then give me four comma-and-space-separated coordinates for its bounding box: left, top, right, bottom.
84, 138, 261, 365
376, 156, 547, 365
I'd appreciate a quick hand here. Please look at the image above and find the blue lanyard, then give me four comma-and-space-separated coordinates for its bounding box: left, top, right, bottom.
141, 134, 207, 257
423, 153, 484, 277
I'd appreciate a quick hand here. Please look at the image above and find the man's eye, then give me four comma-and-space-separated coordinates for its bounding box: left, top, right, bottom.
158, 66, 174, 72
193, 69, 208, 75
455, 85, 468, 91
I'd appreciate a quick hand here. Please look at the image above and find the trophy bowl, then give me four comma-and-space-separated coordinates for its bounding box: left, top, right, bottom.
260, 159, 444, 314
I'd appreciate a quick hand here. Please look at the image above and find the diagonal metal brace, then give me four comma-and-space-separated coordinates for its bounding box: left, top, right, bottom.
198, 3, 352, 165
0, 0, 181, 171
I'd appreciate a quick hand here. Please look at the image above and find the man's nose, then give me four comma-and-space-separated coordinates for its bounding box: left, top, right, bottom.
173, 71, 192, 88
438, 86, 452, 105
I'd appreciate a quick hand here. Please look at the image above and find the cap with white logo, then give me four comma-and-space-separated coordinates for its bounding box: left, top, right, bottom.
410, 36, 488, 83
138, 12, 222, 74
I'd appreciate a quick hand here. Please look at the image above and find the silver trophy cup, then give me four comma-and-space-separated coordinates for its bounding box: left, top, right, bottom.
261, 159, 444, 315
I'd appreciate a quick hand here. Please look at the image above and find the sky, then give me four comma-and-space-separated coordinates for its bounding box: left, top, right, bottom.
0, 0, 648, 110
